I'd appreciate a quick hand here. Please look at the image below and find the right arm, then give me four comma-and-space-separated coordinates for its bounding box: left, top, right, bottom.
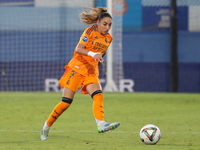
76, 44, 103, 62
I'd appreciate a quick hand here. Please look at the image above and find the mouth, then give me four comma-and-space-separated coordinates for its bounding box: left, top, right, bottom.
103, 31, 108, 34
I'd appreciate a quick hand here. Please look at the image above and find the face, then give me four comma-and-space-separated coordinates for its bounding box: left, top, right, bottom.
97, 17, 112, 35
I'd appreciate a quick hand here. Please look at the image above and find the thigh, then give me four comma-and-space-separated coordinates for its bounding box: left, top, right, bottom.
62, 87, 75, 99
86, 83, 102, 96
81, 74, 101, 95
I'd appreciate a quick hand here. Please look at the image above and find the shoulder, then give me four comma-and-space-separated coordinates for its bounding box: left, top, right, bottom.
105, 33, 113, 43
79, 26, 96, 44
84, 25, 97, 36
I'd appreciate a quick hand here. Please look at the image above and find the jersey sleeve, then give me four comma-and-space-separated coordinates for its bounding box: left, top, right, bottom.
78, 26, 93, 46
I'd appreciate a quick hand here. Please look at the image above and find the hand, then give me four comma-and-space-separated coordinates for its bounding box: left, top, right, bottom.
87, 51, 103, 62
93, 53, 103, 62
98, 61, 103, 66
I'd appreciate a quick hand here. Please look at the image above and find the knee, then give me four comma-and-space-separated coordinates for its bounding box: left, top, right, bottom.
91, 90, 103, 100
62, 97, 73, 104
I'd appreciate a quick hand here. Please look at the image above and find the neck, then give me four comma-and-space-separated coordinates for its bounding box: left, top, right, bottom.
97, 27, 102, 35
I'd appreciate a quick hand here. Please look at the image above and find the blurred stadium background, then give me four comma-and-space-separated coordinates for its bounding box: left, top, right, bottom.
0, 0, 200, 93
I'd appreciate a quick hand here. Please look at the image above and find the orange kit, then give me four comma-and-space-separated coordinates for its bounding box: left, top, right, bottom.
59, 25, 113, 94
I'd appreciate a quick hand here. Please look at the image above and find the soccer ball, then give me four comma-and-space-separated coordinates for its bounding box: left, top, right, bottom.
140, 124, 161, 145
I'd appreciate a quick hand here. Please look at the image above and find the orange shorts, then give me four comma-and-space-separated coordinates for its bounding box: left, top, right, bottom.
58, 67, 100, 94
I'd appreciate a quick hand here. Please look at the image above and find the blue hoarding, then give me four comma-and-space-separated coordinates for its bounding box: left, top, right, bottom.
1, 61, 199, 92
142, 6, 188, 31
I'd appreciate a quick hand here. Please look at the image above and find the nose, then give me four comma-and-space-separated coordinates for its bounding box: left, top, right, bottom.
106, 25, 110, 30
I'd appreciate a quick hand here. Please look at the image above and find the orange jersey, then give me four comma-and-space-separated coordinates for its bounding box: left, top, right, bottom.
65, 25, 113, 76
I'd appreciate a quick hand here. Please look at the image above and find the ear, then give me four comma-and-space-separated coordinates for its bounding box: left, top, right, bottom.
97, 20, 100, 25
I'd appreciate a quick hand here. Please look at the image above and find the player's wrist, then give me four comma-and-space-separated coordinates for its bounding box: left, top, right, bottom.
87, 51, 97, 58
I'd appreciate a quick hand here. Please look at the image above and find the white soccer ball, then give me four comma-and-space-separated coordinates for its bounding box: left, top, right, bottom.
140, 124, 161, 145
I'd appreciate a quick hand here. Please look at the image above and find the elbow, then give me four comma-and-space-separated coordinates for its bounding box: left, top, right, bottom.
76, 47, 83, 55
76, 44, 86, 55
76, 48, 79, 53
76, 46, 84, 54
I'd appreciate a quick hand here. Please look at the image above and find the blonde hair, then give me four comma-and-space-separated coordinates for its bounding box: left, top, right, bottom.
79, 7, 112, 25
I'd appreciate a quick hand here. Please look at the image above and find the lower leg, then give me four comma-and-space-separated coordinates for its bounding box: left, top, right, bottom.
40, 97, 73, 141
91, 90, 105, 126
91, 90, 120, 133
46, 97, 73, 126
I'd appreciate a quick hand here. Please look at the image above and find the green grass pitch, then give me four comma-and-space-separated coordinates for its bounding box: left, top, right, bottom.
0, 92, 200, 150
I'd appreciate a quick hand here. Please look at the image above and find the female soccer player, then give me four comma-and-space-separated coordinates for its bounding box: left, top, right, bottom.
40, 7, 120, 141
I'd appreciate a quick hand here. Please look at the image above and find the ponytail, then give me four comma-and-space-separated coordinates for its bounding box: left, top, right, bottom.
80, 7, 112, 25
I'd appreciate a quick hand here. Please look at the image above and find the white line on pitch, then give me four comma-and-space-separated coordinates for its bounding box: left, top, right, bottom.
0, 130, 200, 134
